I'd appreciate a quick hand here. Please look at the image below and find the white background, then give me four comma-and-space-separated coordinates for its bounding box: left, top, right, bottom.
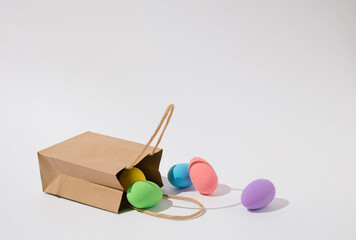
0, 1, 355, 239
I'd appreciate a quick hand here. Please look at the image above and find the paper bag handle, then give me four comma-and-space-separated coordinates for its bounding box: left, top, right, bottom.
132, 194, 205, 220
127, 104, 175, 169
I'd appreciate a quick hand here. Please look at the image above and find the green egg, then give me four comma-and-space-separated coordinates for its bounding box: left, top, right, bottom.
127, 180, 163, 209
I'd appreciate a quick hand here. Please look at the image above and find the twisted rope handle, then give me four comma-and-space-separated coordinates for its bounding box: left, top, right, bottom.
126, 104, 204, 219
126, 104, 174, 169
132, 194, 205, 220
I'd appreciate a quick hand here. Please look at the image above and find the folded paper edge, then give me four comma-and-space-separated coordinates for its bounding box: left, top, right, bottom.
45, 175, 123, 213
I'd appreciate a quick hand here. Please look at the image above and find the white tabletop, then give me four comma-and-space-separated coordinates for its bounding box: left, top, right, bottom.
0, 1, 355, 239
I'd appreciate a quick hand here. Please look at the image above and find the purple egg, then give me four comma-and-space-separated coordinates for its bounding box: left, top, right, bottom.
241, 179, 276, 210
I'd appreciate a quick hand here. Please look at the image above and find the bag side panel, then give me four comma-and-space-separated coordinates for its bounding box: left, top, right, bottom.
46, 174, 123, 213
38, 153, 123, 190
38, 152, 59, 191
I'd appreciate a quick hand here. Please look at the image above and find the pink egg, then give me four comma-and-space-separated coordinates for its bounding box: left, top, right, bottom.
189, 157, 218, 195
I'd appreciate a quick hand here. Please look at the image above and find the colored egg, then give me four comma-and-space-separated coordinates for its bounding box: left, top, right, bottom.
119, 167, 146, 191
168, 163, 192, 188
189, 157, 218, 195
127, 180, 163, 208
241, 179, 276, 210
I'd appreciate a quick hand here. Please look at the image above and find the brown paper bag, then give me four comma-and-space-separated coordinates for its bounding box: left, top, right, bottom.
38, 105, 205, 219
38, 105, 174, 213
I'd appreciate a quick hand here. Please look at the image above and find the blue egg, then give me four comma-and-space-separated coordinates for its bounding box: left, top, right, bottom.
168, 163, 192, 188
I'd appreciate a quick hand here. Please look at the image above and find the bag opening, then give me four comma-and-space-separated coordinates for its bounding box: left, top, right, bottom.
116, 149, 163, 212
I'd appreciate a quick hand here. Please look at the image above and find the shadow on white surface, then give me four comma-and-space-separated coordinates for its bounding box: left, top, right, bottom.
172, 202, 242, 210
161, 176, 197, 195
248, 198, 289, 213
162, 176, 231, 197
161, 176, 241, 210
209, 184, 232, 196
146, 198, 173, 213
161, 176, 289, 213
